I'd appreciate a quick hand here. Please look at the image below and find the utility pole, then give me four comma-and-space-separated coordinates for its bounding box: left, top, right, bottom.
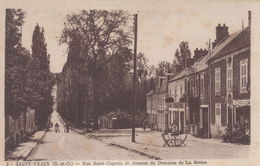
132, 13, 138, 142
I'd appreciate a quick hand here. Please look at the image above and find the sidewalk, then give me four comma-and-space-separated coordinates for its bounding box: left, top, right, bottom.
89, 129, 250, 159
5, 130, 47, 161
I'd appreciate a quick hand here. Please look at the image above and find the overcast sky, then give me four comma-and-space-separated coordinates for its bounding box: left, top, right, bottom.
21, 2, 251, 73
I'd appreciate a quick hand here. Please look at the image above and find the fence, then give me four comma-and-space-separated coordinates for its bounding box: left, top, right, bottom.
5, 108, 36, 150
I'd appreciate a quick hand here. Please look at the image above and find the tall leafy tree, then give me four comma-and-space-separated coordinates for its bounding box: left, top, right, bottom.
60, 10, 133, 126
5, 9, 25, 57
173, 41, 191, 72
5, 9, 29, 119
29, 24, 53, 128
156, 61, 174, 76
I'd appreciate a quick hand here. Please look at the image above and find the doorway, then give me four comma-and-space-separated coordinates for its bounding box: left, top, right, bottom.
201, 107, 209, 138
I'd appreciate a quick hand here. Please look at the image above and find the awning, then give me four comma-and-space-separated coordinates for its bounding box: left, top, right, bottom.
233, 99, 250, 107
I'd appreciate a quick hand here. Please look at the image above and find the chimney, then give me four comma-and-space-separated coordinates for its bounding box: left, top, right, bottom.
158, 77, 164, 88
248, 11, 251, 28
194, 48, 208, 60
216, 23, 229, 44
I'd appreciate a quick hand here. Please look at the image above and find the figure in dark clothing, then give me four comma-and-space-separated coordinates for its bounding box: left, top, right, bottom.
55, 123, 60, 133
64, 124, 69, 133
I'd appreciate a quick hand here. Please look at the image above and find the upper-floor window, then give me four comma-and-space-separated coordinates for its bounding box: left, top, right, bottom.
215, 67, 221, 94
240, 58, 248, 93
200, 74, 204, 96
190, 79, 194, 96
180, 85, 183, 99
197, 77, 199, 96
227, 66, 232, 90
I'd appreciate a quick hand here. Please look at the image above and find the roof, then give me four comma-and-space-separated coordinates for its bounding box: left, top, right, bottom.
208, 27, 250, 63
169, 27, 247, 82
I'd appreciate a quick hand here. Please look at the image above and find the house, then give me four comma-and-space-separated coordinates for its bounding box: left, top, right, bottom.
167, 18, 251, 138
208, 13, 251, 137
168, 48, 209, 137
146, 76, 168, 132
168, 76, 186, 134
146, 89, 154, 128
157, 77, 168, 132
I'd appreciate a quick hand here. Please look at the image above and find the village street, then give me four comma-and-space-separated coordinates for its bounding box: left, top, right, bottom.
25, 111, 149, 160
88, 129, 250, 159
7, 110, 251, 160
5, 8, 253, 162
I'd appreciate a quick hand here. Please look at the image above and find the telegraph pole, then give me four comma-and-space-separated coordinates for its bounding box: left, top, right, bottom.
132, 13, 138, 142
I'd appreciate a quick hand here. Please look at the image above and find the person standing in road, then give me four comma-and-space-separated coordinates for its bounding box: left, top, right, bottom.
66, 124, 69, 133
55, 123, 60, 133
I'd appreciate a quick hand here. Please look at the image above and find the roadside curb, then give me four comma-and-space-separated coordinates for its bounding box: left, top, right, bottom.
23, 129, 48, 161
24, 116, 51, 161
87, 134, 162, 160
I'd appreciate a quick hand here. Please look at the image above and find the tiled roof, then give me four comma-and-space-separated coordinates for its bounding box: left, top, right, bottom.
169, 27, 246, 82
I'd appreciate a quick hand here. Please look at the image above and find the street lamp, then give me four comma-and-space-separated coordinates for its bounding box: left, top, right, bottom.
132, 13, 138, 143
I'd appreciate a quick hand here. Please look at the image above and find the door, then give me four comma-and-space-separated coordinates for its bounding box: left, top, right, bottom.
180, 112, 184, 133
202, 108, 209, 138
228, 106, 232, 125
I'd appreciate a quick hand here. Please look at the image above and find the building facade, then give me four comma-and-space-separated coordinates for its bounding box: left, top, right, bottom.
146, 12, 251, 140
168, 78, 186, 134
208, 26, 250, 137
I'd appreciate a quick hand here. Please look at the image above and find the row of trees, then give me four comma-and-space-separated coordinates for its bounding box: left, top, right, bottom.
5, 9, 54, 129
56, 10, 192, 128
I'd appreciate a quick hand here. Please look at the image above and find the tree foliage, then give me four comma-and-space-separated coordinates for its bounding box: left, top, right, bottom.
173, 41, 191, 72
5, 9, 29, 119
58, 10, 133, 126
28, 24, 53, 127
5, 9, 53, 129
5, 9, 25, 57
156, 61, 174, 76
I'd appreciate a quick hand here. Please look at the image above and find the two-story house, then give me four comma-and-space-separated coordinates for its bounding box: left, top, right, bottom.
208, 22, 250, 137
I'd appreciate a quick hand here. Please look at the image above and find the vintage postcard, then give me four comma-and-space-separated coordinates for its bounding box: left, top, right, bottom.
1, 0, 260, 166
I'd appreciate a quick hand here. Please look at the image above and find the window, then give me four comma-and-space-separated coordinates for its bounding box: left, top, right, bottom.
196, 77, 199, 97
215, 103, 221, 126
170, 87, 174, 97
227, 66, 232, 90
180, 86, 183, 99
240, 58, 248, 92
162, 96, 165, 109
159, 95, 165, 110
215, 67, 221, 94
201, 75, 204, 96
174, 88, 177, 101
190, 79, 194, 96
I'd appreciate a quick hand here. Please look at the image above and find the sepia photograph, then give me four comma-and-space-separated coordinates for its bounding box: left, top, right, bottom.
1, 0, 259, 164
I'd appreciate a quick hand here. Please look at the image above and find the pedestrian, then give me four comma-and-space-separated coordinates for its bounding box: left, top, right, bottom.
66, 124, 69, 133
55, 123, 60, 133
64, 125, 67, 133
